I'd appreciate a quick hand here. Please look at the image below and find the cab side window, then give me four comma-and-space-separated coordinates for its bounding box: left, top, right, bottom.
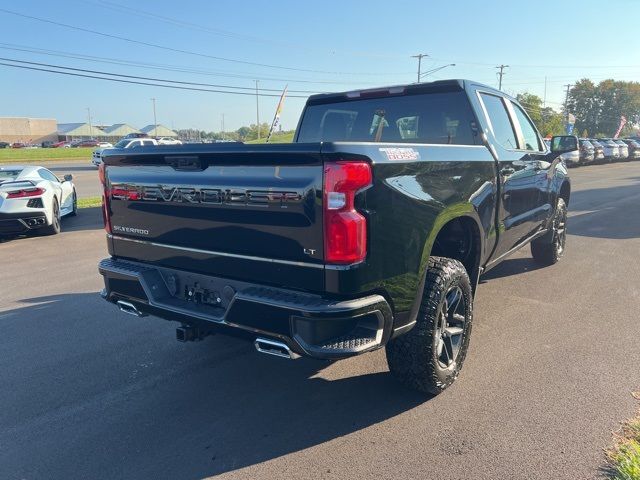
479, 93, 518, 150
511, 103, 542, 151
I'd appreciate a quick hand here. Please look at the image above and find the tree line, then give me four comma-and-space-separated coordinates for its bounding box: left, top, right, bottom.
178, 123, 293, 142
517, 79, 640, 138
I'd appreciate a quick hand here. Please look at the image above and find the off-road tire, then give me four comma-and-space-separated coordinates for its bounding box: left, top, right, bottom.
386, 256, 473, 395
531, 198, 567, 266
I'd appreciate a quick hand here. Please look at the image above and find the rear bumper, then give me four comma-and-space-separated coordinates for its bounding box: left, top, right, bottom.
0, 212, 47, 234
98, 257, 394, 359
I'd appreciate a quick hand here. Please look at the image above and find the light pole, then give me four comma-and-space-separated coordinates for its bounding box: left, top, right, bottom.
151, 98, 157, 138
419, 63, 456, 80
221, 113, 225, 141
86, 107, 93, 139
255, 80, 260, 140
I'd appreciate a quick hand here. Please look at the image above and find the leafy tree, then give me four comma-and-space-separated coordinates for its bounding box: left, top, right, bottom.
567, 79, 640, 136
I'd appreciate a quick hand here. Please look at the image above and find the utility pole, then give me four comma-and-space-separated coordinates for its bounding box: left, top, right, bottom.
150, 98, 157, 138
221, 113, 225, 140
86, 107, 93, 139
543, 76, 548, 108
411, 53, 429, 82
495, 65, 509, 90
563, 84, 573, 121
255, 80, 260, 140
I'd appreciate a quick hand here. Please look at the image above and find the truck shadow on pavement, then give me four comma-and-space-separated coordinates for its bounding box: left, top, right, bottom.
480, 257, 545, 282
62, 207, 102, 232
0, 293, 429, 480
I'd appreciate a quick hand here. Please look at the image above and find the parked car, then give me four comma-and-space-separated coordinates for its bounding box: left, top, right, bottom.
589, 139, 606, 163
51, 140, 70, 148
73, 139, 101, 148
595, 138, 620, 161
97, 142, 113, 148
92, 137, 158, 166
621, 139, 640, 160
613, 139, 629, 160
0, 142, 9, 149
41, 141, 55, 148
578, 139, 595, 164
97, 79, 573, 394
0, 165, 77, 237
156, 137, 182, 145
121, 133, 149, 140
10, 142, 26, 149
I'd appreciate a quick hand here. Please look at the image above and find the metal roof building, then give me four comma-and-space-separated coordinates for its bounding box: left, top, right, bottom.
57, 123, 107, 140
140, 124, 178, 138
102, 123, 141, 137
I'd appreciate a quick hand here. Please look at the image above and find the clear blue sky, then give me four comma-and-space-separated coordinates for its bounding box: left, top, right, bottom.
1, 0, 638, 132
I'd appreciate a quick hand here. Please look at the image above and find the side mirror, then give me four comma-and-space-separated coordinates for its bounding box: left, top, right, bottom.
63, 174, 73, 182
550, 135, 578, 154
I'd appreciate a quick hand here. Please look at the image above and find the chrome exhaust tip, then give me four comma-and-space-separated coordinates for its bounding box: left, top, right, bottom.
254, 338, 299, 360
116, 300, 146, 317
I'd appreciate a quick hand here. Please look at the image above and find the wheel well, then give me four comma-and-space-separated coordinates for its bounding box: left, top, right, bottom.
559, 181, 570, 206
430, 217, 481, 289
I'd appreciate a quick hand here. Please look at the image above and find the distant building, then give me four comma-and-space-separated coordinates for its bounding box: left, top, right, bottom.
101, 123, 141, 138
1, 117, 179, 144
140, 124, 178, 138
57, 123, 108, 141
0, 117, 57, 144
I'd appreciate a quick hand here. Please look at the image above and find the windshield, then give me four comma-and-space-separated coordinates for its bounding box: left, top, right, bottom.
114, 140, 130, 148
297, 91, 479, 145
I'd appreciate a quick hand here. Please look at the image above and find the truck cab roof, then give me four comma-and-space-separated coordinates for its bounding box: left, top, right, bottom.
307, 79, 507, 105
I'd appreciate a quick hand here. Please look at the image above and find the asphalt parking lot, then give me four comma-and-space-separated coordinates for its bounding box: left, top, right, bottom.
1, 162, 639, 480
44, 160, 102, 199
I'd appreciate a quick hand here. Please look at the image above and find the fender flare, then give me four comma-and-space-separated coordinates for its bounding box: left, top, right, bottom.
404, 204, 485, 332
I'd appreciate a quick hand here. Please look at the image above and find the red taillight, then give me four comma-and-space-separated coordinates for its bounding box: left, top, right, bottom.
6, 187, 45, 198
323, 161, 372, 264
98, 163, 112, 234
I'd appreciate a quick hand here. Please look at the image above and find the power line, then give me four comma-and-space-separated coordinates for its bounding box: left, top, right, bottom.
0, 8, 404, 77
0, 61, 311, 98
0, 56, 326, 94
86, 0, 408, 62
0, 43, 377, 86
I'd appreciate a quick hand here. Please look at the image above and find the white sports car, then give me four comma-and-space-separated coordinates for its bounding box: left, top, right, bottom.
0, 165, 77, 236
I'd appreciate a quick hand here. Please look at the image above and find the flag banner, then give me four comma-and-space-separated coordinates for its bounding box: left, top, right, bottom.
613, 115, 627, 139
266, 85, 288, 143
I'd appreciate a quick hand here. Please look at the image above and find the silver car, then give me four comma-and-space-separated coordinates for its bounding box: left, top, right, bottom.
614, 139, 629, 160
596, 139, 620, 161
0, 165, 77, 236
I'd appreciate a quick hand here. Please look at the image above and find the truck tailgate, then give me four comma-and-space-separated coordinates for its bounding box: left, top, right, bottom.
102, 145, 325, 291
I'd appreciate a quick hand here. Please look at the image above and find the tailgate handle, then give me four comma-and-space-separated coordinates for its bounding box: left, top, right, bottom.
165, 155, 204, 171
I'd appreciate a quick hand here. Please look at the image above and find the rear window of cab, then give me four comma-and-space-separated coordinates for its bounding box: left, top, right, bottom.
297, 91, 479, 146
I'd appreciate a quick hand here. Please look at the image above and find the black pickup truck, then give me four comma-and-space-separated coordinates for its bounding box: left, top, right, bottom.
98, 80, 576, 394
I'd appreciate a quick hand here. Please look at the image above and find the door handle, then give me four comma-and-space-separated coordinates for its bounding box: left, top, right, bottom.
500, 167, 515, 176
